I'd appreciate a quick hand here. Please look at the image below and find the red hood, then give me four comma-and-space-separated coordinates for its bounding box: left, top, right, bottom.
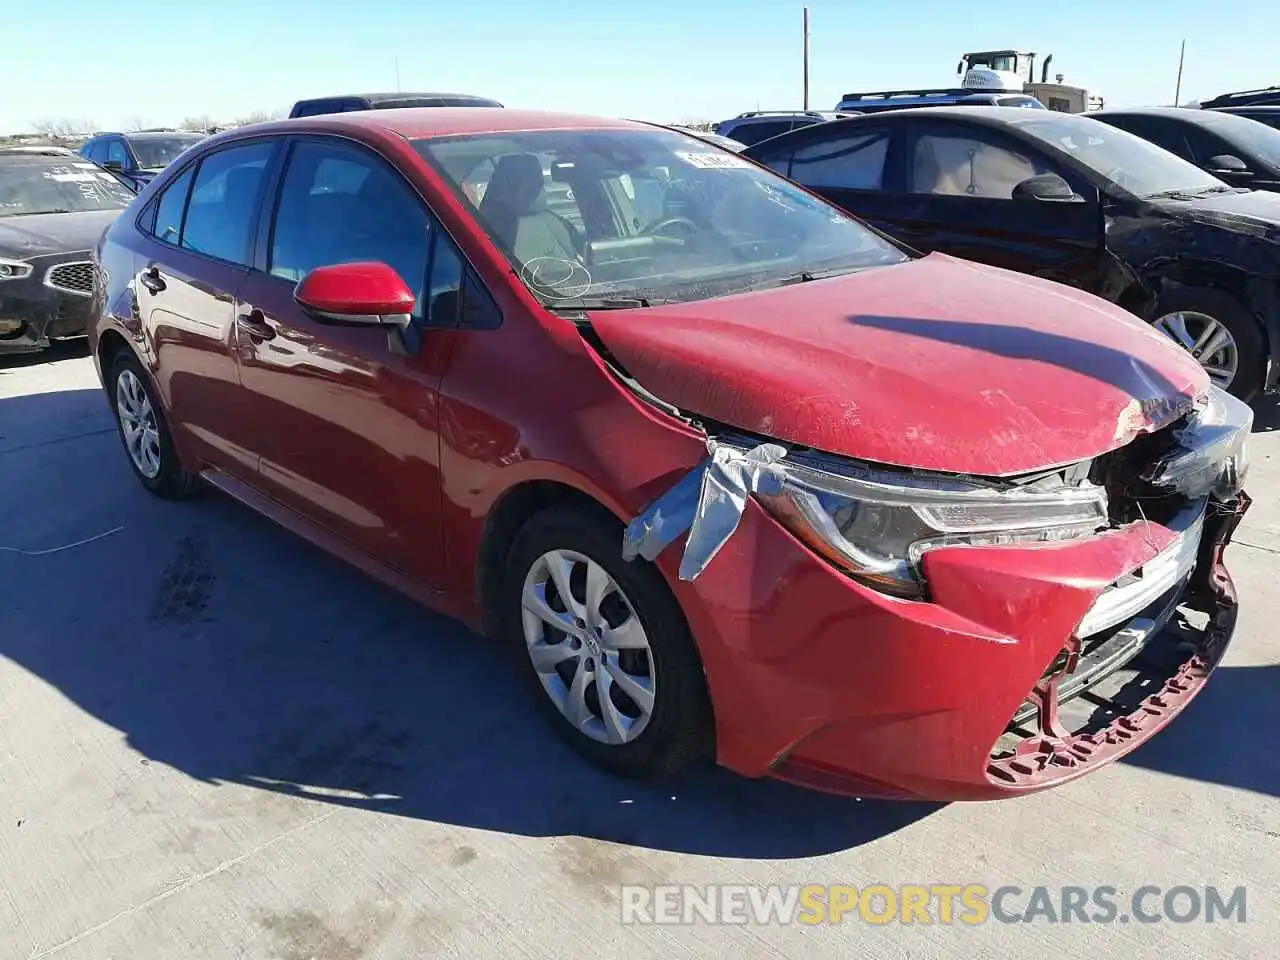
588, 254, 1207, 476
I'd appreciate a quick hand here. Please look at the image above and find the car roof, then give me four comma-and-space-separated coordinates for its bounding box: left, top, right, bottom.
299, 92, 497, 105
1215, 105, 1280, 114
242, 107, 639, 141
1094, 105, 1273, 132
794, 105, 1073, 127
126, 130, 204, 139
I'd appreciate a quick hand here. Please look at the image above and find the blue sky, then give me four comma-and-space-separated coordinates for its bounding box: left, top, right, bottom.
3, 0, 1275, 132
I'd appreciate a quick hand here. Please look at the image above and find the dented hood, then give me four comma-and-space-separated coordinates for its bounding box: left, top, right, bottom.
588, 254, 1207, 476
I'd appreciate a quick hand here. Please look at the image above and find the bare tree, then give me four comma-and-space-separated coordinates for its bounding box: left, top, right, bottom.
180, 115, 215, 133
30, 117, 97, 139
233, 109, 285, 127
123, 115, 151, 132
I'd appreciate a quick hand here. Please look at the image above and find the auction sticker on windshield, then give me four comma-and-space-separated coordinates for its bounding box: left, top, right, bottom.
675, 151, 753, 170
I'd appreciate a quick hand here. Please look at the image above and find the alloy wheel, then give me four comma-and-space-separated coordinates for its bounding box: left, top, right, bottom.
115, 368, 162, 479
521, 549, 657, 745
1152, 310, 1240, 390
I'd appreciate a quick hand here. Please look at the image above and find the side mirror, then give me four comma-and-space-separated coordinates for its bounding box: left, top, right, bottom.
1207, 154, 1249, 174
294, 262, 416, 329
101, 160, 124, 171
1011, 173, 1082, 203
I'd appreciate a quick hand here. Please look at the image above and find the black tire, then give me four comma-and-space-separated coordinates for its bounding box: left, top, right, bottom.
1150, 287, 1267, 402
503, 504, 713, 778
108, 350, 202, 499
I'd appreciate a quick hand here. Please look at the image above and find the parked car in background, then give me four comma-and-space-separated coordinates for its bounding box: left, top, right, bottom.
79, 130, 206, 191
1200, 86, 1280, 110
1090, 107, 1280, 193
714, 111, 856, 147
836, 87, 1046, 113
288, 92, 503, 118
1204, 105, 1280, 131
743, 107, 1280, 399
1, 148, 134, 354
90, 108, 1251, 801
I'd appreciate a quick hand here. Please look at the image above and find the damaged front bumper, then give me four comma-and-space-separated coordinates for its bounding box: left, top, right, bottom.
0, 253, 94, 354
622, 388, 1251, 800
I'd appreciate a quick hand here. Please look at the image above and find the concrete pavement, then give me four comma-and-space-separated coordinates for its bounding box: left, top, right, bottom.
1, 342, 1277, 959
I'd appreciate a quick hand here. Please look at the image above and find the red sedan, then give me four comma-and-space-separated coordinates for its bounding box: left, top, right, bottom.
89, 108, 1252, 800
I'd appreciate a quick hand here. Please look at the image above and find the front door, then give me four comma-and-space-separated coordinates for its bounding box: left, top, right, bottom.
234, 137, 459, 586
134, 140, 277, 478
880, 121, 1104, 290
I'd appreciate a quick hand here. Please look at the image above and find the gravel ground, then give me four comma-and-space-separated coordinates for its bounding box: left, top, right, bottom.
1, 341, 1277, 959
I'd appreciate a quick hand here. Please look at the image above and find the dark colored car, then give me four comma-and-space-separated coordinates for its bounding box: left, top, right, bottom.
1201, 86, 1280, 109
288, 92, 503, 119
1091, 107, 1280, 193
836, 87, 1046, 113
1207, 105, 1280, 131
0, 149, 134, 354
714, 111, 857, 147
743, 106, 1280, 400
79, 131, 207, 191
89, 108, 1251, 801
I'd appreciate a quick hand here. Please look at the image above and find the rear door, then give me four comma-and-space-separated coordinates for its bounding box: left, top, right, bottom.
882, 118, 1103, 288
233, 136, 464, 585
134, 139, 279, 477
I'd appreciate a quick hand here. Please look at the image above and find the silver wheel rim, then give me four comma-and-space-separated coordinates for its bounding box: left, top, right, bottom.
115, 369, 162, 479
1152, 311, 1239, 390
521, 549, 656, 745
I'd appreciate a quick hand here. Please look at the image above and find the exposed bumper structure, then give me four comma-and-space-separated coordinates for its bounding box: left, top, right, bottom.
663, 490, 1246, 801
0, 253, 94, 354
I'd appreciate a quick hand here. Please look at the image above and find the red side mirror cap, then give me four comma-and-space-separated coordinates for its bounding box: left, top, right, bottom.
295, 262, 416, 323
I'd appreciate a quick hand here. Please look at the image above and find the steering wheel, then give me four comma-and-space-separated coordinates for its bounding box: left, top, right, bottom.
642, 216, 699, 239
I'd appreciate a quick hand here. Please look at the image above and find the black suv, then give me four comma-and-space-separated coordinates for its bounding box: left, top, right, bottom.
78, 130, 206, 191
288, 92, 503, 118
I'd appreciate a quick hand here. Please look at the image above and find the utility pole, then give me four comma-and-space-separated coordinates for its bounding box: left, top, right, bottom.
802, 6, 811, 110
1174, 39, 1186, 105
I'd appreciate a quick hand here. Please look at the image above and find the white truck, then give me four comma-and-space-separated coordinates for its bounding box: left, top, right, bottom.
957, 49, 1104, 113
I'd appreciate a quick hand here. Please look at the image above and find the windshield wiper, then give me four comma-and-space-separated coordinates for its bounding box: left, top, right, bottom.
543, 297, 651, 312
774, 265, 867, 287
1145, 185, 1236, 200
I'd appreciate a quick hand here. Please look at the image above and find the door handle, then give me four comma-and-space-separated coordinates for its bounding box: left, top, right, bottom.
237, 308, 276, 341
139, 266, 165, 294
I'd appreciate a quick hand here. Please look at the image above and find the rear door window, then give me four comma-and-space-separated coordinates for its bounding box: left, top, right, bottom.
152, 165, 195, 245
790, 129, 890, 189
181, 141, 273, 265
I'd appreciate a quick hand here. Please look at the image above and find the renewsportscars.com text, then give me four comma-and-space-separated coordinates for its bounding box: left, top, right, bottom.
620, 884, 1247, 926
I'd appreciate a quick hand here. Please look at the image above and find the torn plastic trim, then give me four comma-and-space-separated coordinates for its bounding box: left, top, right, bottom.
622, 440, 788, 581
622, 436, 1111, 589
1144, 386, 1252, 499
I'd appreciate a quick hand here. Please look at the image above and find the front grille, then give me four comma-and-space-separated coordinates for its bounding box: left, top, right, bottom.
44, 260, 95, 297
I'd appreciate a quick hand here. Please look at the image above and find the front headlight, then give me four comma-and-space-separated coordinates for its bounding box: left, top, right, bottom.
756, 455, 1109, 598
0, 257, 34, 281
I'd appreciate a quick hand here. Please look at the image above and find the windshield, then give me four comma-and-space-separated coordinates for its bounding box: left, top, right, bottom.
1013, 116, 1228, 198
130, 135, 203, 169
415, 127, 906, 306
0, 157, 134, 216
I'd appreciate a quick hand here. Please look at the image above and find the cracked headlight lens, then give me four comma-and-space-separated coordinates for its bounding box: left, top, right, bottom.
757, 457, 1109, 599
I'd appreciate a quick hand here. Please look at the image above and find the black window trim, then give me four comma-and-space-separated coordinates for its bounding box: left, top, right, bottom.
253, 132, 501, 331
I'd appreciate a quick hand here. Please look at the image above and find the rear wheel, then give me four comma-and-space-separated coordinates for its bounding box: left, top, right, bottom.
1150, 288, 1266, 401
503, 505, 713, 778
109, 351, 202, 498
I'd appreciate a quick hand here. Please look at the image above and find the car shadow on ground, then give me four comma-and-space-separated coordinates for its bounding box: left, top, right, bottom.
1251, 393, 1280, 432
0, 338, 90, 371
1120, 663, 1280, 798
0, 388, 938, 860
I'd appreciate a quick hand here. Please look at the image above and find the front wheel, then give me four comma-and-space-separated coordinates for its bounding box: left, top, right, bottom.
108, 351, 202, 498
503, 505, 713, 778
1150, 288, 1266, 401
